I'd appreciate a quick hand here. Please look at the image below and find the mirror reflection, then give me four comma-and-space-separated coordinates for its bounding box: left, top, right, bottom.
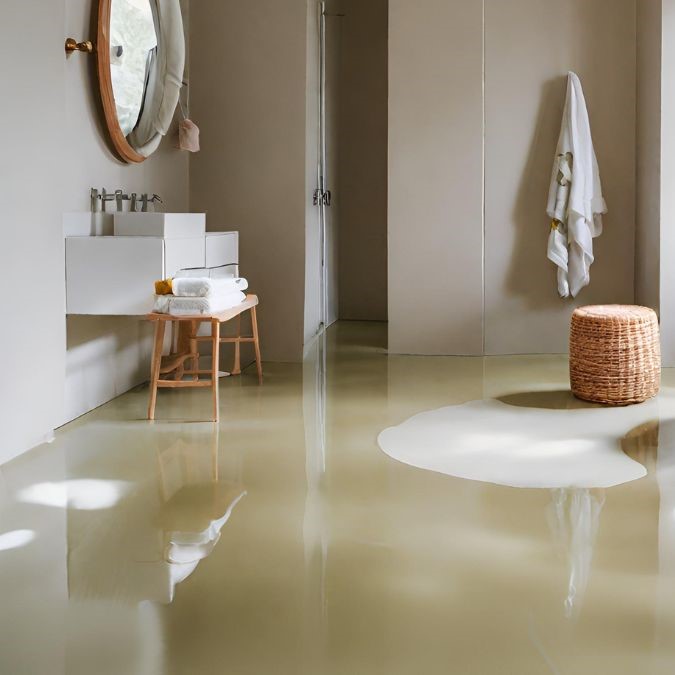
109, 0, 158, 137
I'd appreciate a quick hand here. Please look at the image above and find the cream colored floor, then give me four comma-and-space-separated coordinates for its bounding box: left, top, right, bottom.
2, 321, 675, 674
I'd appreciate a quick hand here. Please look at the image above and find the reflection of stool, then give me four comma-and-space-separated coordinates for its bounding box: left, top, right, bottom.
154, 430, 246, 595
570, 305, 661, 406
146, 294, 262, 422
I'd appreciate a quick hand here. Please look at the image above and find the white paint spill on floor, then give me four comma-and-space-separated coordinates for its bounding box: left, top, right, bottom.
378, 392, 675, 489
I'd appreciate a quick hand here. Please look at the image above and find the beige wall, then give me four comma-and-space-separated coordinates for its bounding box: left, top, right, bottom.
190, 0, 308, 362
63, 0, 189, 422
389, 0, 637, 356
388, 0, 485, 355
484, 0, 636, 355
337, 0, 388, 322
0, 1, 68, 463
661, 0, 675, 365
0, 0, 667, 463
0, 0, 190, 461
634, 0, 675, 367
636, 0, 662, 315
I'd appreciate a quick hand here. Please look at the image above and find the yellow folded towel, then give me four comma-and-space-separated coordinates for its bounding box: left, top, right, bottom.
154, 278, 174, 295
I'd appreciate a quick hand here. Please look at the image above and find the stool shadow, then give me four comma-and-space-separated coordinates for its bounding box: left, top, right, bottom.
498, 390, 604, 410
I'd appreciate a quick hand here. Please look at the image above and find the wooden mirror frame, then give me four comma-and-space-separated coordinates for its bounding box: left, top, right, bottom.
96, 0, 146, 163
96, 0, 185, 164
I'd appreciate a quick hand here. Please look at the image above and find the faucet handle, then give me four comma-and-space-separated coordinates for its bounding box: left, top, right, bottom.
115, 190, 131, 212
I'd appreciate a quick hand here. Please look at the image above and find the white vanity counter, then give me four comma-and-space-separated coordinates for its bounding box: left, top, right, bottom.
65, 213, 238, 315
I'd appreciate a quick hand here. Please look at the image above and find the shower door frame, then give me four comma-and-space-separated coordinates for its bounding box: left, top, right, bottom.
315, 0, 341, 332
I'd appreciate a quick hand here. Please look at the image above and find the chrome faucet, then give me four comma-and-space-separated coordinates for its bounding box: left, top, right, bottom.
90, 188, 163, 212
93, 188, 128, 212
115, 190, 128, 211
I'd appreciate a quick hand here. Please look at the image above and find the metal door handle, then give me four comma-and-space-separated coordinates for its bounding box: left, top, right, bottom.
313, 189, 332, 206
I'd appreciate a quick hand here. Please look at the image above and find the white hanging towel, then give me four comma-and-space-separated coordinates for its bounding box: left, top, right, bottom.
546, 72, 607, 298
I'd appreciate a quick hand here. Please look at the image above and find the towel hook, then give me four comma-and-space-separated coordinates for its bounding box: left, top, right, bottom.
65, 38, 94, 55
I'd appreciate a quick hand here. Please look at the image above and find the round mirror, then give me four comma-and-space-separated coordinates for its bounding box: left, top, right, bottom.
97, 0, 185, 163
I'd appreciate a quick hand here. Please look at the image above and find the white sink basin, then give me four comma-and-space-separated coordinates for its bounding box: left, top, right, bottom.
113, 212, 206, 237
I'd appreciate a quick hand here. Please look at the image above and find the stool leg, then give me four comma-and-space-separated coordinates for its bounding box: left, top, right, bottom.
190, 320, 199, 381
211, 319, 220, 422
232, 314, 242, 376
171, 321, 187, 382
251, 306, 263, 385
148, 321, 166, 421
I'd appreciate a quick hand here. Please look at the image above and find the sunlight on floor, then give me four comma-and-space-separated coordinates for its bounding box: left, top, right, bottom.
18, 479, 133, 510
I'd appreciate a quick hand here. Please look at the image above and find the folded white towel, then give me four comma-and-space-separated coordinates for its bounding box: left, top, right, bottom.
171, 277, 248, 298
546, 72, 607, 299
153, 291, 247, 316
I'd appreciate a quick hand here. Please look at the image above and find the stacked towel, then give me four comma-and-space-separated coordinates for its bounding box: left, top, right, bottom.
172, 277, 248, 298
155, 277, 248, 297
154, 292, 247, 316
153, 275, 249, 315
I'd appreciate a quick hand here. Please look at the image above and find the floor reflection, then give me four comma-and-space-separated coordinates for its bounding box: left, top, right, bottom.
546, 488, 605, 618
302, 331, 329, 672
6, 323, 675, 673
68, 424, 245, 605
621, 417, 675, 665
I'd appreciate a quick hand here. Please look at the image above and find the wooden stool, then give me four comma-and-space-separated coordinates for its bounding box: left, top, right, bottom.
146, 294, 262, 422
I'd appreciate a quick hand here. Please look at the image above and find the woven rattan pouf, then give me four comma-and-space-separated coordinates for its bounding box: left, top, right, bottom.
569, 305, 661, 406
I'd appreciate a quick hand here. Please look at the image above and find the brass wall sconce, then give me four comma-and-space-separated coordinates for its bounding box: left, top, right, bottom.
65, 38, 95, 55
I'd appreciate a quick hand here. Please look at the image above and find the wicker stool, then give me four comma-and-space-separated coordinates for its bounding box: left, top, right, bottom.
570, 305, 661, 406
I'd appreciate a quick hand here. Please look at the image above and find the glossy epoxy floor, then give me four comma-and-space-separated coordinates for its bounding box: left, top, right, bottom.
3, 322, 675, 674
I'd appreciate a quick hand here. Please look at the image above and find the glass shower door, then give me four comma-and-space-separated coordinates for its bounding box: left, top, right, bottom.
316, 0, 341, 329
